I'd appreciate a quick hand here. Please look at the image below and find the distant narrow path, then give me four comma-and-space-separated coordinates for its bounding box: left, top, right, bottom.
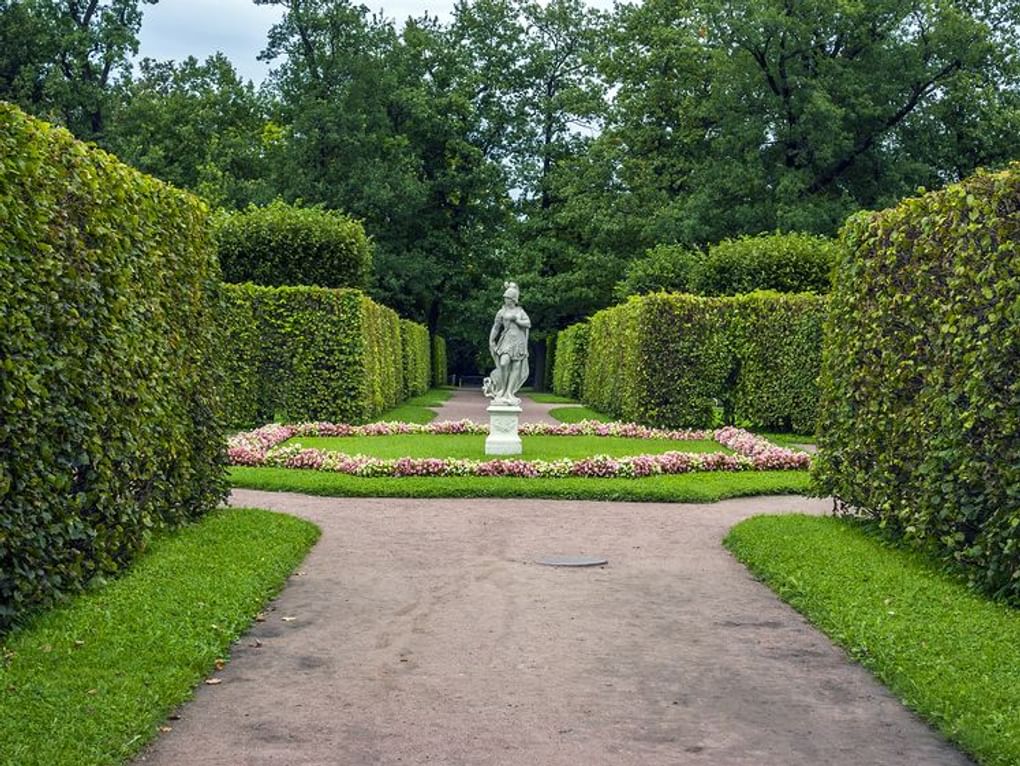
433, 387, 577, 425
137, 492, 971, 766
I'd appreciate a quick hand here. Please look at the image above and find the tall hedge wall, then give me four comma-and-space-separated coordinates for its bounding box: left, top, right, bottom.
400, 320, 431, 398
552, 322, 590, 399
814, 165, 1020, 602
693, 232, 839, 296
555, 292, 825, 430
431, 335, 448, 388
216, 200, 373, 290
0, 104, 227, 631
220, 284, 419, 425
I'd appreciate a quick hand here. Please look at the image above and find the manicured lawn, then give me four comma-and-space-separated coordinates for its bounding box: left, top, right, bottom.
549, 405, 613, 423
526, 392, 578, 404
231, 466, 811, 501
283, 433, 729, 459
757, 432, 816, 449
725, 515, 1020, 766
371, 388, 453, 424
0, 508, 319, 766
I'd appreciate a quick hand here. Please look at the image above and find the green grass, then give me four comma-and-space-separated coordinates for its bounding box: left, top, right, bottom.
231, 466, 811, 502
0, 508, 319, 766
526, 392, 577, 404
284, 433, 728, 459
549, 405, 614, 423
757, 432, 816, 449
725, 515, 1020, 766
370, 388, 453, 424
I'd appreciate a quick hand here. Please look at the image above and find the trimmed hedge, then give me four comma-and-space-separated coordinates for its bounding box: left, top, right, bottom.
0, 104, 227, 631
729, 292, 827, 433
400, 320, 431, 398
552, 322, 590, 399
693, 232, 839, 295
220, 284, 419, 426
614, 244, 701, 300
216, 200, 373, 290
543, 335, 557, 391
431, 335, 448, 388
814, 165, 1020, 603
555, 292, 825, 430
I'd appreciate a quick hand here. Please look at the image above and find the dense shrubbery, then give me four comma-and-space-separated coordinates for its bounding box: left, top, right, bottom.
431, 335, 448, 388
814, 165, 1020, 603
216, 200, 373, 289
400, 320, 431, 398
552, 322, 590, 399
615, 234, 839, 299
556, 292, 825, 430
220, 284, 423, 426
728, 292, 827, 433
0, 104, 227, 631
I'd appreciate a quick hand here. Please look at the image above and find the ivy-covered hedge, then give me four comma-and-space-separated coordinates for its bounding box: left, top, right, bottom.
814, 165, 1020, 603
400, 319, 431, 398
216, 200, 373, 290
693, 233, 839, 296
556, 292, 825, 430
431, 335, 448, 388
552, 322, 590, 399
219, 284, 418, 426
728, 292, 827, 433
0, 104, 227, 631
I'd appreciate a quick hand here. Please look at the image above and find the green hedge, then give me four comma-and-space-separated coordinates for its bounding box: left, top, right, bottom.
552, 322, 590, 399
216, 200, 373, 290
400, 319, 431, 399
814, 165, 1020, 603
220, 284, 418, 425
693, 232, 839, 295
431, 335, 448, 388
614, 244, 701, 300
543, 335, 557, 391
729, 292, 827, 433
0, 104, 227, 631
556, 292, 825, 430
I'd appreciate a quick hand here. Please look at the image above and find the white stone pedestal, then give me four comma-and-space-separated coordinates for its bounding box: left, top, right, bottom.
485, 404, 522, 455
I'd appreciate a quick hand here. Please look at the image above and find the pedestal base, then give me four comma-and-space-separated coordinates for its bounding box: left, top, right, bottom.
485, 404, 522, 455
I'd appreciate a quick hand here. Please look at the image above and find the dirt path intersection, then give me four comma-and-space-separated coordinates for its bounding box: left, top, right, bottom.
137, 491, 970, 765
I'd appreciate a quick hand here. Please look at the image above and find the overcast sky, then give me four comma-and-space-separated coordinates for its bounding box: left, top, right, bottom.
137, 0, 616, 84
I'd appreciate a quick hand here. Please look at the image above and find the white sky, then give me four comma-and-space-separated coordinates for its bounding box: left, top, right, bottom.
137, 0, 615, 84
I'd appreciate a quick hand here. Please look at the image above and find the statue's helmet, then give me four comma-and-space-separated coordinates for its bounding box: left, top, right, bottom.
502, 281, 520, 302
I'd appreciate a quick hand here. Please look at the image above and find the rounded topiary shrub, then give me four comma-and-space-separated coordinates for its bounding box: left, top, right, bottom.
694, 232, 839, 295
614, 244, 701, 300
216, 200, 373, 289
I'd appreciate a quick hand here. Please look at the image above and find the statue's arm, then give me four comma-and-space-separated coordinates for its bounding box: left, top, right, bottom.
516, 309, 531, 329
489, 311, 503, 347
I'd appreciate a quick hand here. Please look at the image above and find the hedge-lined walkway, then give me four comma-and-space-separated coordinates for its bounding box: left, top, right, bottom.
433, 386, 580, 425
137, 492, 971, 766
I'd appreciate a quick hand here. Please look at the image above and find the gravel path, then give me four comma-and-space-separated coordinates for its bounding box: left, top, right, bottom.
432, 387, 577, 425
137, 491, 971, 766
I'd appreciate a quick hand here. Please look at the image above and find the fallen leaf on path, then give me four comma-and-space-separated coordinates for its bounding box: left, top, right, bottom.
214, 658, 226, 670
281, 616, 296, 622
159, 726, 172, 733
204, 678, 223, 685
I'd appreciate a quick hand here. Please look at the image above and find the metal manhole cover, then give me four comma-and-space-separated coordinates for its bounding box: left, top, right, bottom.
536, 555, 608, 567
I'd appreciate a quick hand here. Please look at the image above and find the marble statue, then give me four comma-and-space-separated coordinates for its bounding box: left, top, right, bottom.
482, 281, 531, 406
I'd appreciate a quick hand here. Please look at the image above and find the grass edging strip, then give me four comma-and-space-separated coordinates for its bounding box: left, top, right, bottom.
0, 507, 320, 766
724, 515, 1020, 766
230, 467, 811, 501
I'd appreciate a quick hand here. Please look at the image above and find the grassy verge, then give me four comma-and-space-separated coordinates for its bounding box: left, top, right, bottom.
284, 433, 728, 459
371, 388, 453, 424
0, 508, 320, 766
526, 393, 578, 404
231, 466, 810, 502
725, 515, 1020, 766
549, 406, 614, 423
756, 432, 816, 449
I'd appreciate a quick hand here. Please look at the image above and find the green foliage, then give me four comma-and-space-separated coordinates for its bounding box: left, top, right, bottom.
693, 233, 839, 296
728, 292, 827, 433
614, 244, 701, 299
727, 515, 1020, 766
231, 466, 812, 502
0, 507, 318, 766
0, 103, 227, 632
551, 322, 590, 398
220, 284, 421, 425
543, 334, 556, 391
814, 164, 1020, 603
557, 291, 825, 430
400, 320, 431, 398
549, 406, 613, 424
216, 200, 373, 290
431, 335, 448, 387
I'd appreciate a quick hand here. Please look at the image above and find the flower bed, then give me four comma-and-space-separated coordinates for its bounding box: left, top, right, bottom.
227, 421, 810, 479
